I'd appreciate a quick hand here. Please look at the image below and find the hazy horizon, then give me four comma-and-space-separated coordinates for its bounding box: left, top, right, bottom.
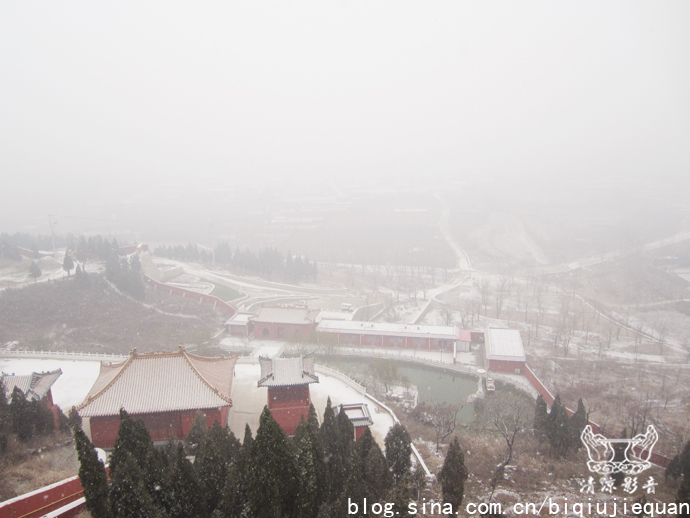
1, 2, 689, 239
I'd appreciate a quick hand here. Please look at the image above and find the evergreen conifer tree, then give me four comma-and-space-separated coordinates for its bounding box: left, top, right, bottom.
63, 251, 74, 277
160, 443, 201, 518
195, 421, 239, 517
0, 380, 10, 452
248, 406, 299, 518
68, 406, 82, 430
533, 394, 549, 443
109, 409, 154, 478
384, 423, 412, 483
342, 448, 369, 518
110, 453, 164, 518
439, 437, 468, 513
546, 394, 572, 457
185, 411, 207, 455
294, 415, 327, 518
216, 423, 255, 518
321, 398, 345, 502
10, 387, 32, 441
667, 451, 684, 482
355, 426, 375, 461
74, 425, 113, 518
569, 398, 588, 451
356, 427, 390, 501
336, 406, 355, 481
676, 440, 690, 512
29, 261, 41, 282
612, 429, 627, 488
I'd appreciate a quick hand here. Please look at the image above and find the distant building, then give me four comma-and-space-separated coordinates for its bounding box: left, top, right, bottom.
250, 306, 319, 340
2, 369, 63, 433
77, 347, 237, 449
225, 313, 253, 337
1, 369, 62, 408
336, 403, 373, 441
484, 327, 526, 374
316, 321, 471, 356
257, 354, 319, 436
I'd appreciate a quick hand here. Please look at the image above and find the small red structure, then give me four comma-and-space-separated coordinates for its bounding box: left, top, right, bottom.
251, 306, 319, 340
336, 403, 374, 441
225, 313, 253, 337
484, 327, 526, 374
2, 369, 62, 408
2, 369, 62, 432
77, 347, 237, 449
257, 354, 319, 436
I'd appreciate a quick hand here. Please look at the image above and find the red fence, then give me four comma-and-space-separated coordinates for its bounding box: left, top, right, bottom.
0, 475, 84, 518
144, 275, 236, 316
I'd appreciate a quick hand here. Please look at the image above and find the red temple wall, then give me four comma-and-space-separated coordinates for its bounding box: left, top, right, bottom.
267, 386, 311, 436
89, 407, 228, 449
487, 359, 525, 374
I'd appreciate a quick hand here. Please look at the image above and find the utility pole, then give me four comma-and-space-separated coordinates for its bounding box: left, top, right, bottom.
48, 214, 57, 258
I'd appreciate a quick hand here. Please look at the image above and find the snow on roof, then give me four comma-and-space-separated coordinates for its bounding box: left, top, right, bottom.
316, 320, 471, 341
1, 369, 62, 402
77, 348, 237, 417
336, 403, 373, 427
251, 306, 319, 325
316, 311, 352, 322
484, 328, 526, 362
257, 354, 319, 387
225, 313, 253, 325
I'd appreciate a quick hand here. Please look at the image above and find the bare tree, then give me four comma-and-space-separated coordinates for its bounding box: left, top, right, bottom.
562, 334, 571, 358
441, 305, 455, 327
478, 393, 532, 492
495, 275, 509, 319
480, 277, 491, 315
414, 401, 462, 452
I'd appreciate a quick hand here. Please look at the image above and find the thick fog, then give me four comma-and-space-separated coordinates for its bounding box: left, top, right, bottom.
1, 1, 689, 241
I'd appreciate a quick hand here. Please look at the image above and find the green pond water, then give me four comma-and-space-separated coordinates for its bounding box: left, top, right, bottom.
319, 355, 479, 423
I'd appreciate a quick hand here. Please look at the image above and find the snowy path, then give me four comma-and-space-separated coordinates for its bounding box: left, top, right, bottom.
435, 193, 472, 271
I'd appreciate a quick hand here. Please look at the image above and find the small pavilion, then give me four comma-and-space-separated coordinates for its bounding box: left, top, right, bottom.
257, 353, 319, 436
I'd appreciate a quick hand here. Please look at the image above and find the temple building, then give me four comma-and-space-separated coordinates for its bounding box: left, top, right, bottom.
336, 403, 374, 441
77, 347, 238, 449
257, 353, 319, 436
484, 327, 526, 373
1, 369, 62, 408
251, 306, 319, 340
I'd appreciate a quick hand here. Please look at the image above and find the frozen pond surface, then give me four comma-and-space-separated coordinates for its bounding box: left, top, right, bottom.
319, 355, 478, 422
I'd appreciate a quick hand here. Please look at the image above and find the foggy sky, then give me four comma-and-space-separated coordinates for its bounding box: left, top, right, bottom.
1, 2, 689, 233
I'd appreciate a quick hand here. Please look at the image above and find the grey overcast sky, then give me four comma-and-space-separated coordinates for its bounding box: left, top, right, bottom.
1, 2, 689, 230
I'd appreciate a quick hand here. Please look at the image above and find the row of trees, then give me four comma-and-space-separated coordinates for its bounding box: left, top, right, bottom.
75, 403, 468, 518
105, 254, 146, 300
153, 244, 318, 283
533, 394, 588, 458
